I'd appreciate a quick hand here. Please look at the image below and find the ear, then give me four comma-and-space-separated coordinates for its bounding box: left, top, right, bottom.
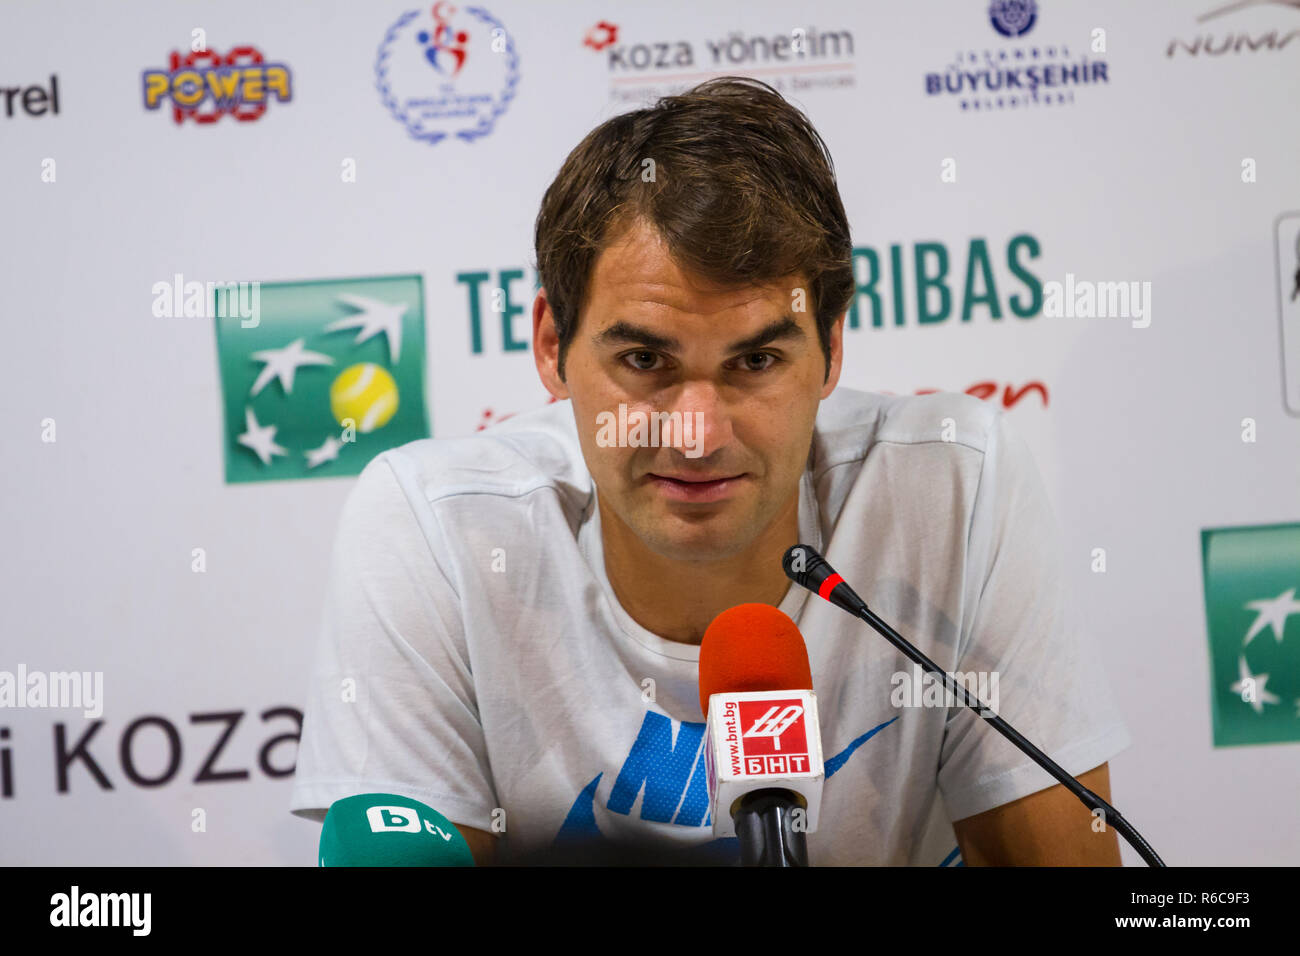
821, 314, 844, 399
533, 287, 570, 400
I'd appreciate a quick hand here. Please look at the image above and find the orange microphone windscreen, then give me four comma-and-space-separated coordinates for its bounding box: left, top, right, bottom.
698, 603, 813, 717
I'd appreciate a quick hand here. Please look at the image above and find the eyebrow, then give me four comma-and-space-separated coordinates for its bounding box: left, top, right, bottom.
594, 316, 806, 354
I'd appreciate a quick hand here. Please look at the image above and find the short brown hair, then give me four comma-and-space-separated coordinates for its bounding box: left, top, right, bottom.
533, 76, 853, 381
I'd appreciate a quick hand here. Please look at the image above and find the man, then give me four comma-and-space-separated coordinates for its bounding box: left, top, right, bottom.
290, 76, 1131, 865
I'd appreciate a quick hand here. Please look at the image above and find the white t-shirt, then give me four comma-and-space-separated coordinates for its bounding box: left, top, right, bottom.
289, 386, 1130, 865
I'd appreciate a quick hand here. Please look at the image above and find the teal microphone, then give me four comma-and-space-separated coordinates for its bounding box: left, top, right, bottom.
319, 793, 476, 866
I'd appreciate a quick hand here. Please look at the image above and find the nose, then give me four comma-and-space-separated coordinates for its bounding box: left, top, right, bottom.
663, 379, 733, 461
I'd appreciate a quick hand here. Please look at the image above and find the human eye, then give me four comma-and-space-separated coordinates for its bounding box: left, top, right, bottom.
731, 351, 780, 373
620, 349, 666, 372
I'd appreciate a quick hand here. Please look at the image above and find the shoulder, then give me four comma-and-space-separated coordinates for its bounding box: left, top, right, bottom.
809, 388, 1020, 530
347, 398, 592, 525
812, 386, 1004, 474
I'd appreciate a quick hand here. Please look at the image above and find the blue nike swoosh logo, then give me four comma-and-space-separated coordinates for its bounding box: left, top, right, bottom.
557, 716, 901, 842
555, 715, 961, 865
825, 716, 899, 777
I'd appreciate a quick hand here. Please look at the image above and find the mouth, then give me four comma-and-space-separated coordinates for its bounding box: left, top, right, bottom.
645, 472, 747, 503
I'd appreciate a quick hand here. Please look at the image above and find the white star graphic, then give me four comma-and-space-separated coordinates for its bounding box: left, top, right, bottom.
1242, 587, 1300, 645
248, 338, 334, 397
325, 294, 406, 363
236, 407, 288, 466
304, 435, 343, 469
1229, 656, 1281, 714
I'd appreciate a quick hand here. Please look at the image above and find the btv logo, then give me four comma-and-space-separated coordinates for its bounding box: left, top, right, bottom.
367, 805, 422, 832
365, 805, 455, 840
739, 700, 809, 774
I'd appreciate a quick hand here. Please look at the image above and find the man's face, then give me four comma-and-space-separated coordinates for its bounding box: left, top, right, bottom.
534, 218, 842, 563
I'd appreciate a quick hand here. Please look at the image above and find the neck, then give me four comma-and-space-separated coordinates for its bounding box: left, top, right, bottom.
599, 486, 801, 645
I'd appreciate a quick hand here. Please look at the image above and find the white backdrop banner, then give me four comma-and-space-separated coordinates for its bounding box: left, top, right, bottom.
1, 0, 1297, 864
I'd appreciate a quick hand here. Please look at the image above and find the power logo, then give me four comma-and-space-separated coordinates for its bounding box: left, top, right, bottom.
142, 46, 292, 124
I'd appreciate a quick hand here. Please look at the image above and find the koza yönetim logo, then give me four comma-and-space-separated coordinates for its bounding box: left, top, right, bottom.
214, 275, 429, 483
1201, 522, 1300, 746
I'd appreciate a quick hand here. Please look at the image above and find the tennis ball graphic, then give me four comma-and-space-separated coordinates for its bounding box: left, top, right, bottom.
330, 363, 399, 433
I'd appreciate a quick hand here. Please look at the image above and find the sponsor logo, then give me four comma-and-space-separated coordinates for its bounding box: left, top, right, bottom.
376, 3, 520, 145
989, 0, 1038, 38
904, 381, 1050, 409
2, 75, 59, 118
583, 20, 618, 52
848, 235, 1045, 327
213, 275, 429, 483
142, 46, 291, 124
1201, 522, 1300, 746
582, 20, 857, 101
1276, 212, 1300, 415
459, 233, 1049, 358
1167, 0, 1300, 57
363, 804, 456, 839
926, 3, 1110, 111
367, 805, 422, 832
737, 699, 810, 775
0, 706, 300, 800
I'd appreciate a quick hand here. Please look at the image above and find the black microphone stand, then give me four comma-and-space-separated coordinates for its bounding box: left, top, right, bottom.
783, 544, 1166, 867
733, 789, 809, 867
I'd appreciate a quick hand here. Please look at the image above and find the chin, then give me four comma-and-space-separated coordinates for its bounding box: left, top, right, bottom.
637, 514, 755, 563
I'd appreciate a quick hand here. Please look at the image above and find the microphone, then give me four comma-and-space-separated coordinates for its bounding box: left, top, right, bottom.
782, 544, 1166, 868
319, 793, 476, 866
782, 543, 869, 615
699, 604, 825, 867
